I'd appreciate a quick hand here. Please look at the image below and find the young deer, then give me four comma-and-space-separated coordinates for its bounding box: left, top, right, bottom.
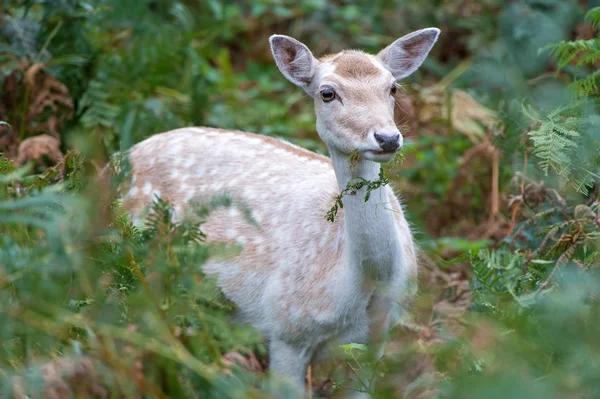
115, 28, 440, 395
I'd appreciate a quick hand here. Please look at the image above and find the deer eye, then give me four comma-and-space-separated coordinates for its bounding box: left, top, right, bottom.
320, 88, 336, 102
390, 85, 397, 96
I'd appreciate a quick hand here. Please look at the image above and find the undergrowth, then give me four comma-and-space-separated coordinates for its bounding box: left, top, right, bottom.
1, 1, 600, 398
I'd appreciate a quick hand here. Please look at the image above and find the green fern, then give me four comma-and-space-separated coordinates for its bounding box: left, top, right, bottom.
523, 103, 580, 174
571, 69, 600, 97
78, 80, 120, 148
586, 6, 600, 29
523, 100, 600, 194
0, 154, 15, 174
544, 7, 600, 96
470, 248, 524, 295
545, 39, 600, 69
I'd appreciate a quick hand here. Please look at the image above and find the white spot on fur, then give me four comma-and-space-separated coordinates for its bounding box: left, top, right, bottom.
244, 149, 257, 157
184, 157, 195, 168
143, 182, 152, 195
244, 188, 257, 199
127, 186, 138, 198
289, 304, 302, 321
225, 229, 238, 239
252, 211, 263, 225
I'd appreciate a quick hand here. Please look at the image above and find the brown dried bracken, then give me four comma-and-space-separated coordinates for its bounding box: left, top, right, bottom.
0, 62, 73, 145
13, 357, 109, 399
15, 134, 64, 167
24, 63, 74, 138
0, 122, 18, 158
221, 350, 264, 373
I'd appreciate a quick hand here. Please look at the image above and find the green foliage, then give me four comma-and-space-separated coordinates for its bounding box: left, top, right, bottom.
1, 0, 600, 398
0, 154, 274, 397
326, 167, 390, 223
523, 102, 584, 188
0, 153, 15, 173
521, 7, 600, 195
327, 150, 405, 223
336, 343, 384, 394
544, 7, 600, 96
435, 269, 600, 399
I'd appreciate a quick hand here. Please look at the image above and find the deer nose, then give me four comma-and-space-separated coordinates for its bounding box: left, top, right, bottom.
374, 132, 401, 152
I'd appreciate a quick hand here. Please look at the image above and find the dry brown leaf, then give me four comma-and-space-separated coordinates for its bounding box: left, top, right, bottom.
0, 123, 18, 158
221, 350, 264, 373
12, 357, 109, 399
419, 88, 498, 143
15, 134, 64, 167
25, 63, 74, 138
0, 62, 73, 147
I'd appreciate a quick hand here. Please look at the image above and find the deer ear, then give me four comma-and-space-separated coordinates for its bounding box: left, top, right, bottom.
377, 28, 440, 80
269, 35, 318, 88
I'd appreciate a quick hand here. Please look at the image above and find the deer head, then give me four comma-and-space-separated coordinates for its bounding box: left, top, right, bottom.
269, 28, 440, 162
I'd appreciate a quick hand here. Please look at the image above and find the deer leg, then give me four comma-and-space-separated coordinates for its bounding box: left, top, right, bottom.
269, 339, 314, 394
342, 295, 395, 398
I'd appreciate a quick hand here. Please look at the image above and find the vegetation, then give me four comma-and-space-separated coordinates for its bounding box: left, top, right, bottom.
1, 0, 599, 398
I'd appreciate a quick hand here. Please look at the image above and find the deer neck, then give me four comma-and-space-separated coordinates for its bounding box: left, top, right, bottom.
328, 147, 401, 284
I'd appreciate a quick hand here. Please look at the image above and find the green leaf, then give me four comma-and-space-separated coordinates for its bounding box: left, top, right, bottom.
340, 343, 368, 352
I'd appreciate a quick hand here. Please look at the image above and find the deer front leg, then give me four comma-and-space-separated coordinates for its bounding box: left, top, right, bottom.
344, 295, 396, 398
269, 339, 314, 396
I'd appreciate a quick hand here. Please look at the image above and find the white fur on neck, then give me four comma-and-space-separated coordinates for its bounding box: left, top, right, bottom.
328, 147, 403, 284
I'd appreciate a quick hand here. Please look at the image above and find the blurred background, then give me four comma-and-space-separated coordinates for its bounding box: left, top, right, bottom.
1, 0, 599, 398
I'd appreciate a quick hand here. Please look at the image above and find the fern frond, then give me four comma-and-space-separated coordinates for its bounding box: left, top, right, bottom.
545, 39, 600, 69
79, 80, 120, 129
0, 154, 15, 173
571, 69, 600, 97
524, 103, 582, 176
470, 249, 524, 295
585, 6, 600, 29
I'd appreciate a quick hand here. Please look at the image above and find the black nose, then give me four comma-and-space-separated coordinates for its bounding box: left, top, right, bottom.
374, 133, 400, 152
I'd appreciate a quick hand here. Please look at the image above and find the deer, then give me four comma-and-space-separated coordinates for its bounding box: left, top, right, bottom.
111, 28, 440, 397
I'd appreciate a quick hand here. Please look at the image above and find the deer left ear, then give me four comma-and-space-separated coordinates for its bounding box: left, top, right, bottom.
269, 34, 318, 89
377, 28, 440, 80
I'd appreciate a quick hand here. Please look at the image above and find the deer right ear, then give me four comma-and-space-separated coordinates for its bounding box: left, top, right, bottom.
269, 35, 318, 88
376, 28, 440, 81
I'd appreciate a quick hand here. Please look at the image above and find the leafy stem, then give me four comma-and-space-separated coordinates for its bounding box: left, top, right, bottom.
325, 149, 405, 222
325, 167, 390, 223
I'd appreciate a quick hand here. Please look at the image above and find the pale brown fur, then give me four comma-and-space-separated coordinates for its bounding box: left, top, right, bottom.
328, 51, 382, 80
118, 127, 417, 337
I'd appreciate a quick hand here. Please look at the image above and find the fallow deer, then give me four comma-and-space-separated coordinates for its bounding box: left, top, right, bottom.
113, 28, 440, 396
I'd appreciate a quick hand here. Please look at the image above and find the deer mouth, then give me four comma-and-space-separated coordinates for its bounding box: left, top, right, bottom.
363, 149, 397, 162
373, 149, 396, 154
